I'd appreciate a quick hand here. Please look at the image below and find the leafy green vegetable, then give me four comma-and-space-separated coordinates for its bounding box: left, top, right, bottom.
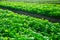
0, 2, 60, 18
0, 9, 60, 40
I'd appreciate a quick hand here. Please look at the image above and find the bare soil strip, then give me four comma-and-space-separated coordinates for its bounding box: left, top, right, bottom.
0, 6, 60, 23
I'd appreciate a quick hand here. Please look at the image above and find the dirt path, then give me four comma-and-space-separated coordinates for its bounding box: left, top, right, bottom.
0, 6, 60, 23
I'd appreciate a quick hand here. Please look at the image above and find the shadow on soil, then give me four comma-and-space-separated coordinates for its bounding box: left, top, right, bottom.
0, 6, 60, 23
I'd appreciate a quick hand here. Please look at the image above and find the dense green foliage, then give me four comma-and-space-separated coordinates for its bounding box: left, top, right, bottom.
0, 2, 60, 18
0, 0, 60, 3
0, 9, 60, 40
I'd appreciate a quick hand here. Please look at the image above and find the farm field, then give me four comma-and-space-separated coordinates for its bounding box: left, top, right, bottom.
0, 2, 60, 18
0, 9, 60, 40
0, 1, 60, 40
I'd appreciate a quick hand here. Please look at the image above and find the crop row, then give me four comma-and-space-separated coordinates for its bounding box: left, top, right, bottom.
0, 9, 60, 40
0, 2, 60, 18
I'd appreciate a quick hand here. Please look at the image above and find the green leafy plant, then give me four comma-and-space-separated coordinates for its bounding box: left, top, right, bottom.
0, 9, 60, 40
0, 2, 60, 18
